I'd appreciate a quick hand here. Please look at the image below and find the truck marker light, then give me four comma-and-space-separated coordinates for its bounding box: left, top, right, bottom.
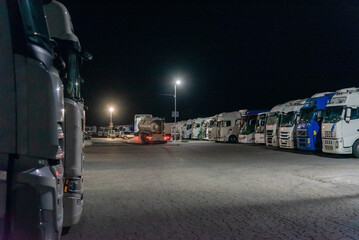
146, 136, 152, 140
64, 186, 68, 193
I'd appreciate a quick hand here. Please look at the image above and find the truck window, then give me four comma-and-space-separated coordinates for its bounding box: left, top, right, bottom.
323, 106, 344, 123
19, 0, 53, 52
351, 108, 359, 120
226, 121, 231, 127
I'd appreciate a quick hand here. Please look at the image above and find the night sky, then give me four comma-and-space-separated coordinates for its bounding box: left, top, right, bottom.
59, 0, 359, 126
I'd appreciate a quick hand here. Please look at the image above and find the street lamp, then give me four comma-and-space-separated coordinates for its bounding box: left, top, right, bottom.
109, 107, 114, 128
174, 79, 181, 123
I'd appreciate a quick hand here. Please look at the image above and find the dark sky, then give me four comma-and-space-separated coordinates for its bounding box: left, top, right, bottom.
59, 0, 359, 126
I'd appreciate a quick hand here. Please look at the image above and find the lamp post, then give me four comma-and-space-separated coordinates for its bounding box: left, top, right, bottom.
109, 107, 114, 129
174, 79, 181, 123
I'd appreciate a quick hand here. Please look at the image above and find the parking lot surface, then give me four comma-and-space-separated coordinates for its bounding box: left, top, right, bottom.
63, 141, 359, 240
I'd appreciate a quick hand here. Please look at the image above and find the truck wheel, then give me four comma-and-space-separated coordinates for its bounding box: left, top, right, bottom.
353, 140, 359, 158
229, 135, 237, 143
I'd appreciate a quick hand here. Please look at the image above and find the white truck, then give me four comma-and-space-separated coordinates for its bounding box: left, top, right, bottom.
322, 87, 359, 157
184, 119, 193, 139
279, 99, 307, 149
255, 112, 268, 144
238, 111, 268, 144
208, 115, 219, 141
217, 111, 244, 143
202, 117, 213, 140
191, 118, 205, 140
266, 102, 291, 147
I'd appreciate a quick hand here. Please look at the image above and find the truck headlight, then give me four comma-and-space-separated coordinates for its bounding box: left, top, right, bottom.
64, 178, 82, 193
335, 141, 339, 149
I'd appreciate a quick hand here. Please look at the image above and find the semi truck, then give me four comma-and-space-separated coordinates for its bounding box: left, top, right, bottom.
191, 118, 205, 140
138, 116, 169, 143
208, 115, 219, 141
1, 0, 64, 238
254, 112, 269, 144
279, 99, 307, 149
265, 102, 291, 147
322, 88, 359, 157
202, 118, 213, 140
217, 110, 246, 143
184, 119, 193, 139
238, 110, 269, 144
44, 0, 92, 231
296, 92, 334, 151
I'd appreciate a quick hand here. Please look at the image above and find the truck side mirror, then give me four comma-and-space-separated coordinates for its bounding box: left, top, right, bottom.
80, 51, 93, 61
317, 111, 322, 121
345, 108, 351, 123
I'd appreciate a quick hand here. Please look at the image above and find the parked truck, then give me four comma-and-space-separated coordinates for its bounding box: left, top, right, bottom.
138, 117, 169, 143
191, 118, 205, 140
238, 110, 269, 143
217, 111, 246, 143
255, 112, 269, 144
279, 99, 307, 149
184, 119, 193, 139
202, 118, 212, 140
44, 0, 92, 232
1, 0, 64, 238
296, 92, 334, 151
208, 115, 219, 141
266, 102, 290, 147
322, 88, 359, 157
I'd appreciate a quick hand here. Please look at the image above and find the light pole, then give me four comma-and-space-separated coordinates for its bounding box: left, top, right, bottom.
174, 79, 181, 123
109, 107, 114, 129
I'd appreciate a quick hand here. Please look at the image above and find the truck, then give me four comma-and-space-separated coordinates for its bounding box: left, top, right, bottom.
322, 87, 359, 157
202, 118, 213, 140
134, 114, 153, 133
191, 118, 205, 140
208, 115, 219, 141
265, 102, 291, 147
184, 119, 193, 139
296, 92, 335, 151
238, 110, 269, 143
254, 112, 269, 144
217, 111, 246, 143
138, 116, 169, 143
279, 99, 307, 149
1, 0, 64, 238
44, 0, 93, 231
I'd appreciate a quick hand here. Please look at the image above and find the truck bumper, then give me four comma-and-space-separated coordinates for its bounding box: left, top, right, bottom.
63, 193, 83, 227
297, 137, 316, 151
279, 137, 296, 149
322, 138, 352, 154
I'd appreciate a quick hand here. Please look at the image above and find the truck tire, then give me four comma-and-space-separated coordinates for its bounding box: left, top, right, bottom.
353, 140, 359, 158
228, 135, 237, 143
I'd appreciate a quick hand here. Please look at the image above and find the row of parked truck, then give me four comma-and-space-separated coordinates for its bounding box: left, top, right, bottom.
1, 1, 91, 239
168, 88, 359, 157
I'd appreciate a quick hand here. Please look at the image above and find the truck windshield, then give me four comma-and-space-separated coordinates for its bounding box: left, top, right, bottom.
19, 0, 52, 52
255, 114, 266, 133
323, 106, 344, 123
299, 108, 315, 123
186, 124, 192, 130
63, 52, 82, 99
266, 112, 278, 125
239, 116, 257, 134
280, 112, 296, 127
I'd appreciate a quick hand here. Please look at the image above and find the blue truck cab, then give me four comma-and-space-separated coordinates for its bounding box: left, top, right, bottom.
296, 92, 335, 151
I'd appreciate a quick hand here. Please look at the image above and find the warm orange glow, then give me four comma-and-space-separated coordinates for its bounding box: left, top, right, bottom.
146, 136, 153, 140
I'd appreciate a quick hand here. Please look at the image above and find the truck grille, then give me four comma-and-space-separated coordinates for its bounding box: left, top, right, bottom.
324, 131, 336, 138
298, 138, 308, 147
297, 129, 307, 137
266, 130, 273, 136
323, 139, 338, 150
280, 132, 290, 140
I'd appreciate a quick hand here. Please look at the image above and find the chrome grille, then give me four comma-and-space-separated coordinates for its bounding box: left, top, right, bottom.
297, 129, 307, 137
324, 131, 335, 138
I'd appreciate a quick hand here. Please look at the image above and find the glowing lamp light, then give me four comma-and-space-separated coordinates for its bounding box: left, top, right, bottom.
109, 107, 114, 112
176, 79, 181, 85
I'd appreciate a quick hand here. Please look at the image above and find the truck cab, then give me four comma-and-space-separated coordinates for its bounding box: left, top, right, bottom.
322, 88, 359, 157
296, 92, 334, 151
1, 0, 64, 238
191, 118, 205, 140
265, 102, 290, 147
184, 119, 193, 139
208, 115, 218, 141
279, 99, 307, 149
255, 112, 268, 144
238, 110, 269, 144
217, 110, 245, 143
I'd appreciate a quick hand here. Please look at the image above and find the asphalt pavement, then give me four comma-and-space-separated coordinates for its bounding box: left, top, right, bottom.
62, 140, 359, 240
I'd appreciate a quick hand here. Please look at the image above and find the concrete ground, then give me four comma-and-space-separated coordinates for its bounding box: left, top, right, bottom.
63, 140, 359, 240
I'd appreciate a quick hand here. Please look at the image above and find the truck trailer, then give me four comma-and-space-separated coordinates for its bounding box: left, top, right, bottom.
296, 92, 334, 151
322, 88, 359, 157
138, 117, 169, 144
